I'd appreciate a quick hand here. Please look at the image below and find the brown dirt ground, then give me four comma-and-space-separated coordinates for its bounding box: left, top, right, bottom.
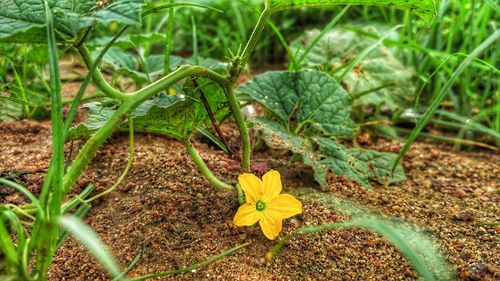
0, 116, 499, 280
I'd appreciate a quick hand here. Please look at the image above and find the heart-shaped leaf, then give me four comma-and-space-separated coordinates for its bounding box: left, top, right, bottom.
239, 70, 355, 139
253, 118, 405, 187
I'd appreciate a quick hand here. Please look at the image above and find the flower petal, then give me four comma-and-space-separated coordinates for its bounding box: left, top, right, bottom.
233, 203, 260, 226
259, 214, 282, 240
238, 173, 263, 204
267, 194, 303, 219
261, 170, 282, 201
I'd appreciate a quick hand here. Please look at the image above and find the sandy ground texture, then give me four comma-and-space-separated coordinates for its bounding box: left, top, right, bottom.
0, 119, 498, 281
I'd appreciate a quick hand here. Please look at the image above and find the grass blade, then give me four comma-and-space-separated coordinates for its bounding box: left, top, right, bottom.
269, 188, 454, 281
435, 110, 500, 140
198, 127, 229, 154
0, 217, 19, 265
62, 184, 96, 213
57, 204, 92, 248
392, 29, 500, 172
0, 178, 44, 220
268, 0, 436, 23
267, 19, 299, 71
164, 0, 175, 74
129, 243, 249, 281
58, 216, 123, 279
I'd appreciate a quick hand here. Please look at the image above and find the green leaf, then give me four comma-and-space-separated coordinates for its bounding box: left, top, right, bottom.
91, 0, 145, 26
101, 47, 138, 73
0, 0, 145, 43
131, 80, 229, 140
0, 96, 23, 121
68, 78, 229, 141
314, 137, 405, 186
267, 0, 436, 23
253, 118, 405, 187
292, 28, 415, 111
66, 102, 116, 140
239, 70, 355, 139
252, 117, 311, 155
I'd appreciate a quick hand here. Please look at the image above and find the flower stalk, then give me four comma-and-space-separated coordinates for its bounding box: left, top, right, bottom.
182, 140, 235, 191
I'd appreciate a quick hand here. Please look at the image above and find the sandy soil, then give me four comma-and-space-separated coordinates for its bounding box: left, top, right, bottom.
0, 119, 498, 281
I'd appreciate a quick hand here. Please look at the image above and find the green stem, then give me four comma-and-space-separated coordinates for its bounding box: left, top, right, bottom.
226, 89, 251, 172
78, 45, 128, 101
65, 26, 129, 138
85, 118, 135, 203
62, 102, 128, 193
227, 9, 271, 173
236, 184, 244, 205
164, 0, 175, 74
240, 9, 271, 68
60, 93, 106, 106
182, 140, 234, 191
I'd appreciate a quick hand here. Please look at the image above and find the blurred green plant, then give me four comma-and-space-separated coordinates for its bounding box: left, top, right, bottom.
0, 44, 51, 120
267, 187, 454, 281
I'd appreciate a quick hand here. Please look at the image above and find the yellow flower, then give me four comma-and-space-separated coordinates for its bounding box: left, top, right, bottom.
233, 170, 302, 240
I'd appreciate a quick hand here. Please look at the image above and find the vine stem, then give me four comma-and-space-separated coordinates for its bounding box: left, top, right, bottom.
78, 45, 127, 101
72, 6, 274, 197
226, 8, 272, 173
226, 89, 251, 172
236, 184, 244, 205
266, 222, 348, 261
182, 140, 235, 191
63, 62, 229, 193
240, 9, 271, 68
85, 117, 135, 203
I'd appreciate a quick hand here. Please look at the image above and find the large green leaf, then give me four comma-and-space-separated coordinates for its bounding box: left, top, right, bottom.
239, 70, 355, 139
292, 28, 415, 111
68, 78, 229, 141
253, 118, 405, 187
0, 0, 145, 43
267, 0, 436, 23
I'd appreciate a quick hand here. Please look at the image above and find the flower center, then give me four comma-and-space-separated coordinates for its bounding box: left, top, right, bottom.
255, 200, 266, 211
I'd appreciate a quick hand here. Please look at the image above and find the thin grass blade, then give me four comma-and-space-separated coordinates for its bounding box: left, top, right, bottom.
58, 216, 123, 279
392, 29, 500, 172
